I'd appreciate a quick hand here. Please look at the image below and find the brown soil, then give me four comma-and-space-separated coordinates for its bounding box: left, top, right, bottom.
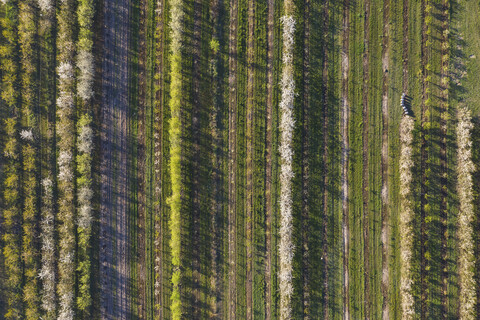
381, 0, 390, 319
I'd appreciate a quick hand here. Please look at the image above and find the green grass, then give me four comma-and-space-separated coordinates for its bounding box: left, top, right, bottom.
252, 0, 267, 317
386, 0, 407, 317
235, 0, 248, 317
367, 0, 384, 317
347, 0, 365, 316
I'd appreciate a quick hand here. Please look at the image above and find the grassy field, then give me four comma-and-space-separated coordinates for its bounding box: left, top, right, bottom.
2, 0, 480, 318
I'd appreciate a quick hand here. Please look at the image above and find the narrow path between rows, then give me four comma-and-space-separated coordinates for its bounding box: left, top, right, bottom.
100, 0, 131, 318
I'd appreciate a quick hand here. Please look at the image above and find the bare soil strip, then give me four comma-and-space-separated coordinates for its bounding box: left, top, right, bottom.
100, 0, 130, 318
265, 0, 274, 317
341, 1, 350, 318
137, 0, 147, 317
362, 0, 371, 317
381, 0, 390, 318
227, 0, 239, 316
301, 0, 311, 316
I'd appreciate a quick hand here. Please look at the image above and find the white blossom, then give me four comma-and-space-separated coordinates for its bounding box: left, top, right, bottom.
78, 124, 93, 153
58, 150, 72, 167
20, 129, 34, 141
58, 151, 73, 182
37, 0, 52, 12
40, 175, 56, 313
58, 292, 75, 320
399, 116, 415, 319
57, 92, 74, 109
42, 178, 53, 190
58, 62, 74, 80
279, 14, 295, 320
456, 107, 476, 320
77, 50, 94, 100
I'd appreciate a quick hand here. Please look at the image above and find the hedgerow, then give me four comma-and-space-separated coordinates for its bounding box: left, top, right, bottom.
399, 116, 415, 319
168, 0, 184, 318
278, 8, 295, 320
456, 107, 476, 320
75, 0, 95, 314
76, 114, 93, 313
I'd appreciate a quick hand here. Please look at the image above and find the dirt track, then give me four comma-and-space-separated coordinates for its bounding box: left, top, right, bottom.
341, 0, 350, 318
100, 0, 130, 318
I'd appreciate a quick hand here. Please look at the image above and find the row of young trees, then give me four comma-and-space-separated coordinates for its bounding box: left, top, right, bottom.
1, 1, 23, 318
278, 2, 296, 318
37, 1, 56, 318
40, 177, 56, 319
19, 1, 40, 318
168, 0, 184, 318
56, 0, 77, 318
76, 0, 95, 315
399, 116, 415, 319
456, 107, 476, 320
